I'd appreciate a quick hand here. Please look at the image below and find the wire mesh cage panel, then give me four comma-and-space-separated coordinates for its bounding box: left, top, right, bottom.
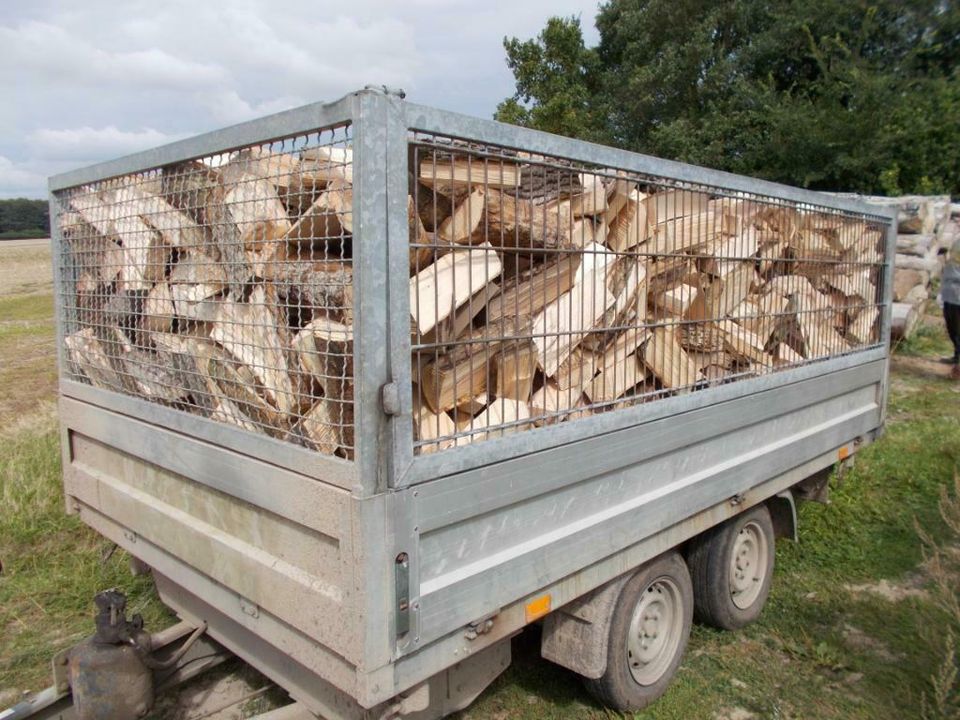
408, 134, 888, 454
53, 124, 356, 459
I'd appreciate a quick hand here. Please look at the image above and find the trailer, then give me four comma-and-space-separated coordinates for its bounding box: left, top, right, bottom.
20, 86, 894, 719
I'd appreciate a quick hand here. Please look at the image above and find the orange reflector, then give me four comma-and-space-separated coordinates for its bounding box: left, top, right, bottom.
524, 594, 552, 624
838, 446, 850, 461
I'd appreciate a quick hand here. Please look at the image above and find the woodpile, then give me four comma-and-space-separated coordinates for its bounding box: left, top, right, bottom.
411, 155, 886, 452
58, 141, 889, 459
61, 144, 356, 457
834, 193, 955, 339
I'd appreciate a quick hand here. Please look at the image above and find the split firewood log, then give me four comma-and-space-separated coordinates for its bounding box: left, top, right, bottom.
166, 253, 229, 323
144, 283, 175, 334
437, 189, 485, 244
61, 212, 125, 285
604, 187, 650, 253
65, 328, 123, 390
533, 243, 616, 376
685, 263, 756, 322
641, 326, 699, 389
412, 392, 458, 454
529, 381, 592, 425
300, 146, 353, 185
718, 320, 771, 366
644, 210, 738, 256
286, 184, 351, 245
298, 400, 341, 455
111, 184, 207, 249
222, 170, 293, 274
260, 254, 353, 325
420, 282, 499, 346
418, 317, 530, 413
569, 173, 608, 217
455, 398, 531, 444
847, 306, 880, 344
158, 161, 226, 262
484, 192, 570, 250
587, 350, 646, 404
211, 286, 296, 415
582, 255, 647, 350
410, 243, 502, 335
291, 318, 354, 453
71, 190, 169, 291
494, 342, 538, 402
555, 348, 599, 393
646, 190, 710, 226
653, 283, 698, 318
484, 254, 580, 326
419, 157, 519, 190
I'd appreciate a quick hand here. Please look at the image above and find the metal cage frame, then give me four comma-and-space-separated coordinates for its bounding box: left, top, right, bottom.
49, 87, 897, 499
48, 87, 897, 715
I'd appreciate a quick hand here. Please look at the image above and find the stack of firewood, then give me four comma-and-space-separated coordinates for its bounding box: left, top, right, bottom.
409, 155, 885, 453
58, 144, 885, 459
61, 144, 357, 457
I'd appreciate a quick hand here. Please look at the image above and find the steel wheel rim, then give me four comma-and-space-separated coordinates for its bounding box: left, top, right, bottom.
729, 520, 769, 610
626, 577, 684, 685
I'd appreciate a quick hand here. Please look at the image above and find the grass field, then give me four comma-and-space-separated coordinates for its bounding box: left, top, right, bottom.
1, 241, 958, 718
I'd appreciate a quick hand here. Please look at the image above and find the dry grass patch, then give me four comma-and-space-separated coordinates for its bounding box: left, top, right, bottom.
0, 240, 52, 297
0, 294, 57, 433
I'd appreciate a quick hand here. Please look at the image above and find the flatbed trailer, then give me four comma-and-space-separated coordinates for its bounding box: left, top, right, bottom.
15, 86, 894, 719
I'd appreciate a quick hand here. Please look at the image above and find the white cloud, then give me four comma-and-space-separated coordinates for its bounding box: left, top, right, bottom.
0, 20, 228, 90
0, 156, 47, 198
0, 0, 602, 197
28, 126, 191, 162
195, 90, 307, 126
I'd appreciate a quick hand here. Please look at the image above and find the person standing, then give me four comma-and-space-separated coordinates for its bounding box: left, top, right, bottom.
940, 234, 960, 372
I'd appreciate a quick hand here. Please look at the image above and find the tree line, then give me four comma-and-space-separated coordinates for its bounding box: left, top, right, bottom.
496, 0, 960, 197
0, 199, 50, 239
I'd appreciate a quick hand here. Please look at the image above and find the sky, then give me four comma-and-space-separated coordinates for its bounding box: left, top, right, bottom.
0, 0, 600, 199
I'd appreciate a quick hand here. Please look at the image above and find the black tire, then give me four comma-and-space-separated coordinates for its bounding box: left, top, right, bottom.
584, 552, 693, 712
688, 504, 775, 631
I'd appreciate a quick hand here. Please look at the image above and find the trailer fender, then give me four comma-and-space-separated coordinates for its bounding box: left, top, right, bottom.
767, 491, 798, 542
540, 572, 632, 679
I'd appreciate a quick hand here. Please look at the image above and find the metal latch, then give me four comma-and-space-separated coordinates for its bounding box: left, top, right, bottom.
381, 382, 401, 416
465, 611, 499, 641
363, 84, 407, 99
395, 553, 410, 637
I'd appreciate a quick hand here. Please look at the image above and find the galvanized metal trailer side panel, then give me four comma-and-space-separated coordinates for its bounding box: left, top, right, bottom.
48, 90, 396, 716
48, 88, 897, 717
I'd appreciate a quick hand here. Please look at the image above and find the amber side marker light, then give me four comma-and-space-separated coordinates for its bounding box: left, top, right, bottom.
839, 446, 850, 461
524, 594, 552, 624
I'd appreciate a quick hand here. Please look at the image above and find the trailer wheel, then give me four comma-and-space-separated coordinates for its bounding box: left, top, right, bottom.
688, 504, 775, 630
584, 552, 693, 712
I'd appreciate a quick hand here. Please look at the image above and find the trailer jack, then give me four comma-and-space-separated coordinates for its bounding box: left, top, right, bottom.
2, 590, 224, 720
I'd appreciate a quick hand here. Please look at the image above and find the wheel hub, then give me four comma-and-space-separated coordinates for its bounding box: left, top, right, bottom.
626, 578, 684, 685
729, 521, 769, 609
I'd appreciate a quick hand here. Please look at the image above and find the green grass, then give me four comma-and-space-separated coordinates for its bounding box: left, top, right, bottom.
0, 294, 54, 338
896, 319, 955, 358
0, 294, 58, 430
0, 428, 172, 694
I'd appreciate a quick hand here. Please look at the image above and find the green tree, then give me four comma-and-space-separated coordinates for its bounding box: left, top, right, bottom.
0, 199, 50, 238
496, 1, 960, 196
495, 16, 605, 141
